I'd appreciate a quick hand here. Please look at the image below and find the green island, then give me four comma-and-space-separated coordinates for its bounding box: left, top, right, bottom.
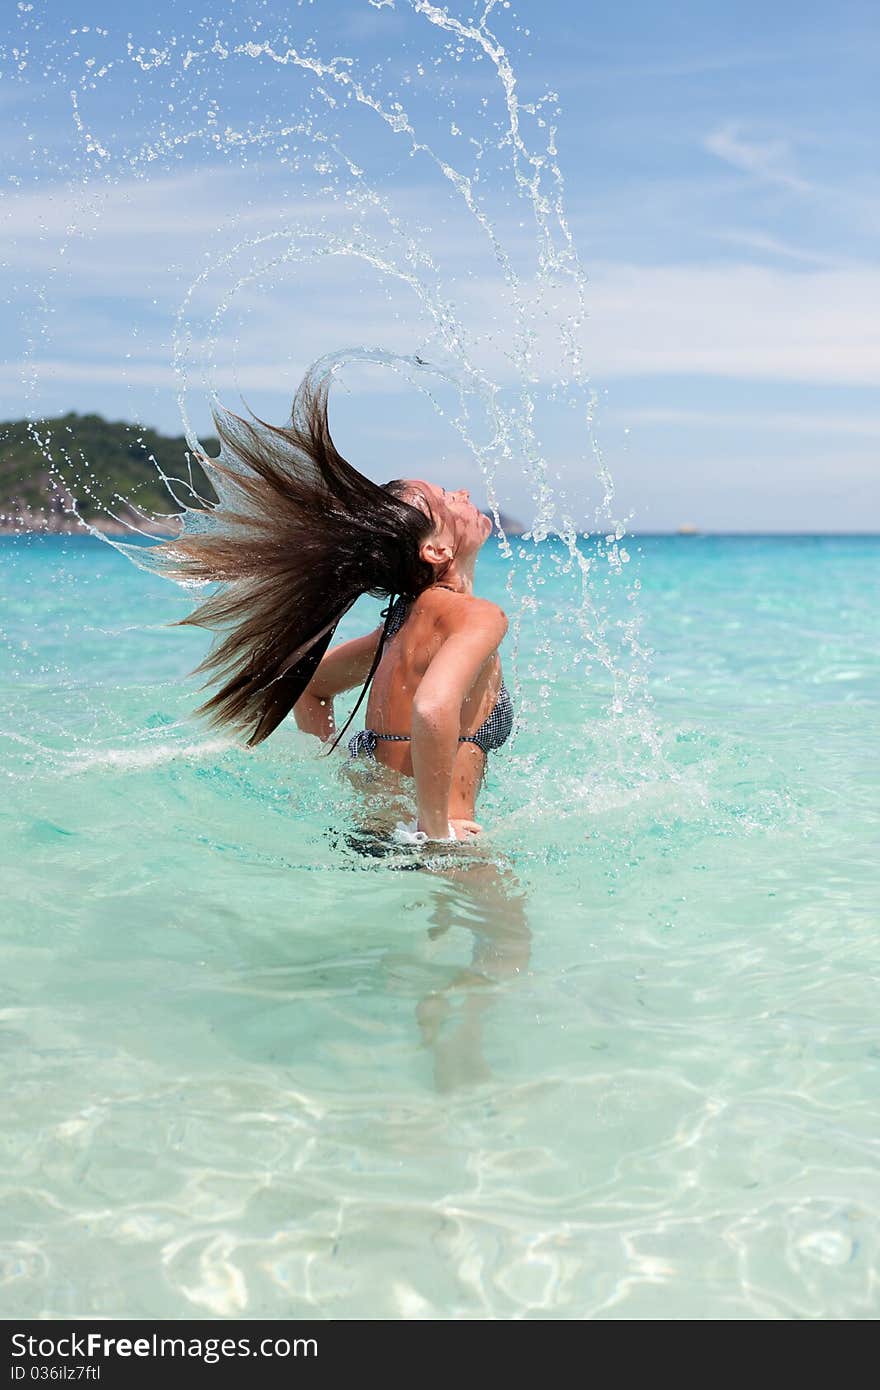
0, 411, 524, 535
0, 412, 217, 533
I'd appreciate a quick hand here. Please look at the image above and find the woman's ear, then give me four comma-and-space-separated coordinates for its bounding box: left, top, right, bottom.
420, 536, 454, 568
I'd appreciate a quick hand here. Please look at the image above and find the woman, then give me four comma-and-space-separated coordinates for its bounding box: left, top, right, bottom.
153, 365, 512, 844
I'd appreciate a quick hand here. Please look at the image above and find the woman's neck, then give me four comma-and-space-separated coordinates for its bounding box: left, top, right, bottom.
434, 554, 477, 595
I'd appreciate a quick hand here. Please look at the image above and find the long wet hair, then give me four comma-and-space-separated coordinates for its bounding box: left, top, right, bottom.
150, 366, 441, 750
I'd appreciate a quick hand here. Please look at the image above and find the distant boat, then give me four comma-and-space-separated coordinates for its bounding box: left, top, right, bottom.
676, 523, 700, 535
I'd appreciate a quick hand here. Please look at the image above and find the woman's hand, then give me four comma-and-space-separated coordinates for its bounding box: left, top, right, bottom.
413, 818, 482, 842
293, 691, 335, 741
400, 817, 482, 845
449, 819, 482, 841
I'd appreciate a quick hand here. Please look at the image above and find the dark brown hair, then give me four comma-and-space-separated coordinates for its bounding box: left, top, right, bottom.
149, 366, 438, 749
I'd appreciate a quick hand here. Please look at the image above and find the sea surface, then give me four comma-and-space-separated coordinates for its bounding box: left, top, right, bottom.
2, 532, 879, 1320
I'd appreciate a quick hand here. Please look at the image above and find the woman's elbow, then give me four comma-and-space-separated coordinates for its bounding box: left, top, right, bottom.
412, 695, 456, 736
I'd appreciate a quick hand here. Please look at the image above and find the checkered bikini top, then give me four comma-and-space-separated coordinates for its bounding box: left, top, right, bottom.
347, 590, 513, 761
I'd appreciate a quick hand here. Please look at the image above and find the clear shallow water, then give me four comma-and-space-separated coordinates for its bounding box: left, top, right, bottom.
3, 532, 879, 1319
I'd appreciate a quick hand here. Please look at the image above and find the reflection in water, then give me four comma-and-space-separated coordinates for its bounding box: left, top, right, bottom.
416, 856, 531, 1093
331, 758, 531, 1093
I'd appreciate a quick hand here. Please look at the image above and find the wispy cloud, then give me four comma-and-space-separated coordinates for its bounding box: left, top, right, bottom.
4, 248, 880, 402
704, 122, 812, 194
576, 47, 787, 82
615, 406, 880, 439
714, 230, 847, 270
582, 260, 880, 386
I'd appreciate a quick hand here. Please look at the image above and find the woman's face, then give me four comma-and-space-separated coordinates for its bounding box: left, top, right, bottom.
405, 478, 492, 561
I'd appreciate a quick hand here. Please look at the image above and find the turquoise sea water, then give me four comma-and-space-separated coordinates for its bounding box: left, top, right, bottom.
3, 532, 879, 1319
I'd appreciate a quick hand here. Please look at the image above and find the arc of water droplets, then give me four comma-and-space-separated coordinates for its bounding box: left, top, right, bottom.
160, 128, 620, 700
11, 0, 660, 751
211, 6, 642, 719
170, 132, 510, 529
231, 25, 556, 522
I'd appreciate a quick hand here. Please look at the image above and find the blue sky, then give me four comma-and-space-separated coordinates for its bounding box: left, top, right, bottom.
1, 0, 877, 531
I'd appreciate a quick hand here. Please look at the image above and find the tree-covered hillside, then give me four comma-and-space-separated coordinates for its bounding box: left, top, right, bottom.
0, 412, 217, 531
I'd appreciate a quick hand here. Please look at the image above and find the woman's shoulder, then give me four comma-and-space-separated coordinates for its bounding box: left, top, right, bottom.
417, 587, 507, 640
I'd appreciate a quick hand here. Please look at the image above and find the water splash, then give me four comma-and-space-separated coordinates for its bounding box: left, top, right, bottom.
1, 0, 662, 785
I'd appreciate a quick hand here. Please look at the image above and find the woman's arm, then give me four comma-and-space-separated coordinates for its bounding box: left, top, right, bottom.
293, 625, 383, 741
411, 600, 507, 838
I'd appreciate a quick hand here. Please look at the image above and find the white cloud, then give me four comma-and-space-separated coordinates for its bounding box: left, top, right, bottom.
0, 354, 431, 395
714, 230, 846, 269
581, 260, 880, 386
3, 162, 880, 405
704, 122, 812, 194
0, 166, 339, 274
4, 256, 880, 401
615, 406, 880, 440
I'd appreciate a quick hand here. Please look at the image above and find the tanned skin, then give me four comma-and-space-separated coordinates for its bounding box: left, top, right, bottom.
293, 480, 507, 842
